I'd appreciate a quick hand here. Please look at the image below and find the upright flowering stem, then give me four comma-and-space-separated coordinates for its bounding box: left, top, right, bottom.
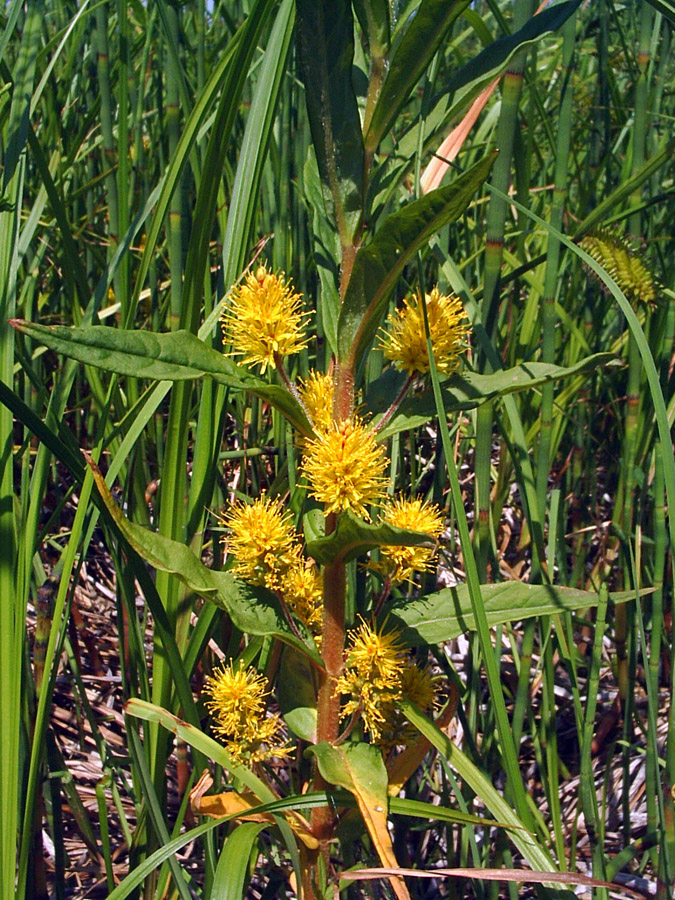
309, 351, 358, 858
311, 403, 352, 857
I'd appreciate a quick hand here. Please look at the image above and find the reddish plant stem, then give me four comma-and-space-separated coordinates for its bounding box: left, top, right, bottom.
310, 342, 355, 852
311, 532, 346, 849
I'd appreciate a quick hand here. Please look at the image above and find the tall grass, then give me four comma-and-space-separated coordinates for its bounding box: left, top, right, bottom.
1, 1, 674, 898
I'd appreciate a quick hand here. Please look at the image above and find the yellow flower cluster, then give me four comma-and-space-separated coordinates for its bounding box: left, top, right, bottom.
298, 370, 334, 438
223, 495, 297, 591
222, 265, 309, 372
334, 620, 437, 746
380, 287, 469, 376
301, 418, 388, 520
222, 495, 322, 633
334, 620, 405, 741
203, 662, 290, 763
373, 496, 445, 584
378, 660, 437, 751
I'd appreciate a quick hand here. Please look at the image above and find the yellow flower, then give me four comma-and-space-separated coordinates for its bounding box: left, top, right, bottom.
203, 662, 289, 764
280, 556, 323, 631
298, 370, 334, 437
374, 496, 445, 583
380, 287, 469, 375
302, 418, 387, 519
222, 265, 309, 372
379, 660, 437, 750
334, 620, 405, 740
223, 495, 298, 591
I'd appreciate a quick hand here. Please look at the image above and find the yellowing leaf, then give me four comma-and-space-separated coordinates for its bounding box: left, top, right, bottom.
309, 742, 410, 900
189, 772, 318, 850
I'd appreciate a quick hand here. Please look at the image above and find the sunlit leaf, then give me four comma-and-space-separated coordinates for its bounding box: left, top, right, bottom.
87, 458, 322, 664
306, 508, 434, 566
388, 582, 638, 646
338, 153, 496, 371
366, 352, 620, 438
11, 320, 312, 435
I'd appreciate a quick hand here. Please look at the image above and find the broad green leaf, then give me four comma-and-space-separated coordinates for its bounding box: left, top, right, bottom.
87, 459, 322, 665
306, 509, 434, 566
211, 823, 266, 900
364, 0, 471, 152
366, 353, 621, 439
278, 648, 317, 741
338, 153, 496, 371
296, 0, 364, 245
11, 321, 312, 436
388, 582, 637, 647
308, 741, 410, 900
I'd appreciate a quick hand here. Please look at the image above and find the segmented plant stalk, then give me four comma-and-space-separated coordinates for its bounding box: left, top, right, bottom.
535, 13, 576, 505
476, 0, 535, 581
0, 5, 41, 895
610, 10, 654, 821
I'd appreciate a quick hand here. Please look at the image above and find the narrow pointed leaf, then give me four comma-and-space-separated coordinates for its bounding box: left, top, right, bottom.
366, 353, 621, 439
296, 0, 364, 244
87, 458, 322, 664
388, 582, 639, 647
338, 153, 496, 369
365, 0, 471, 152
11, 321, 312, 435
440, 1, 582, 118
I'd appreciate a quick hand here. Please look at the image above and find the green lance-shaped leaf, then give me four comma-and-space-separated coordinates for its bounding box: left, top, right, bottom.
440, 1, 582, 123
366, 353, 621, 439
10, 320, 312, 436
296, 0, 365, 246
85, 458, 322, 665
364, 0, 471, 153
305, 508, 435, 566
387, 582, 642, 647
338, 152, 496, 371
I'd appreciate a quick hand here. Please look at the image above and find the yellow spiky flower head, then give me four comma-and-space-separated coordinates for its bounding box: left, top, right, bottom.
297, 370, 334, 438
222, 494, 299, 591
334, 620, 405, 740
579, 230, 656, 305
203, 661, 290, 764
379, 660, 438, 751
301, 418, 387, 520
280, 555, 323, 632
222, 265, 309, 372
380, 287, 469, 376
373, 496, 445, 584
